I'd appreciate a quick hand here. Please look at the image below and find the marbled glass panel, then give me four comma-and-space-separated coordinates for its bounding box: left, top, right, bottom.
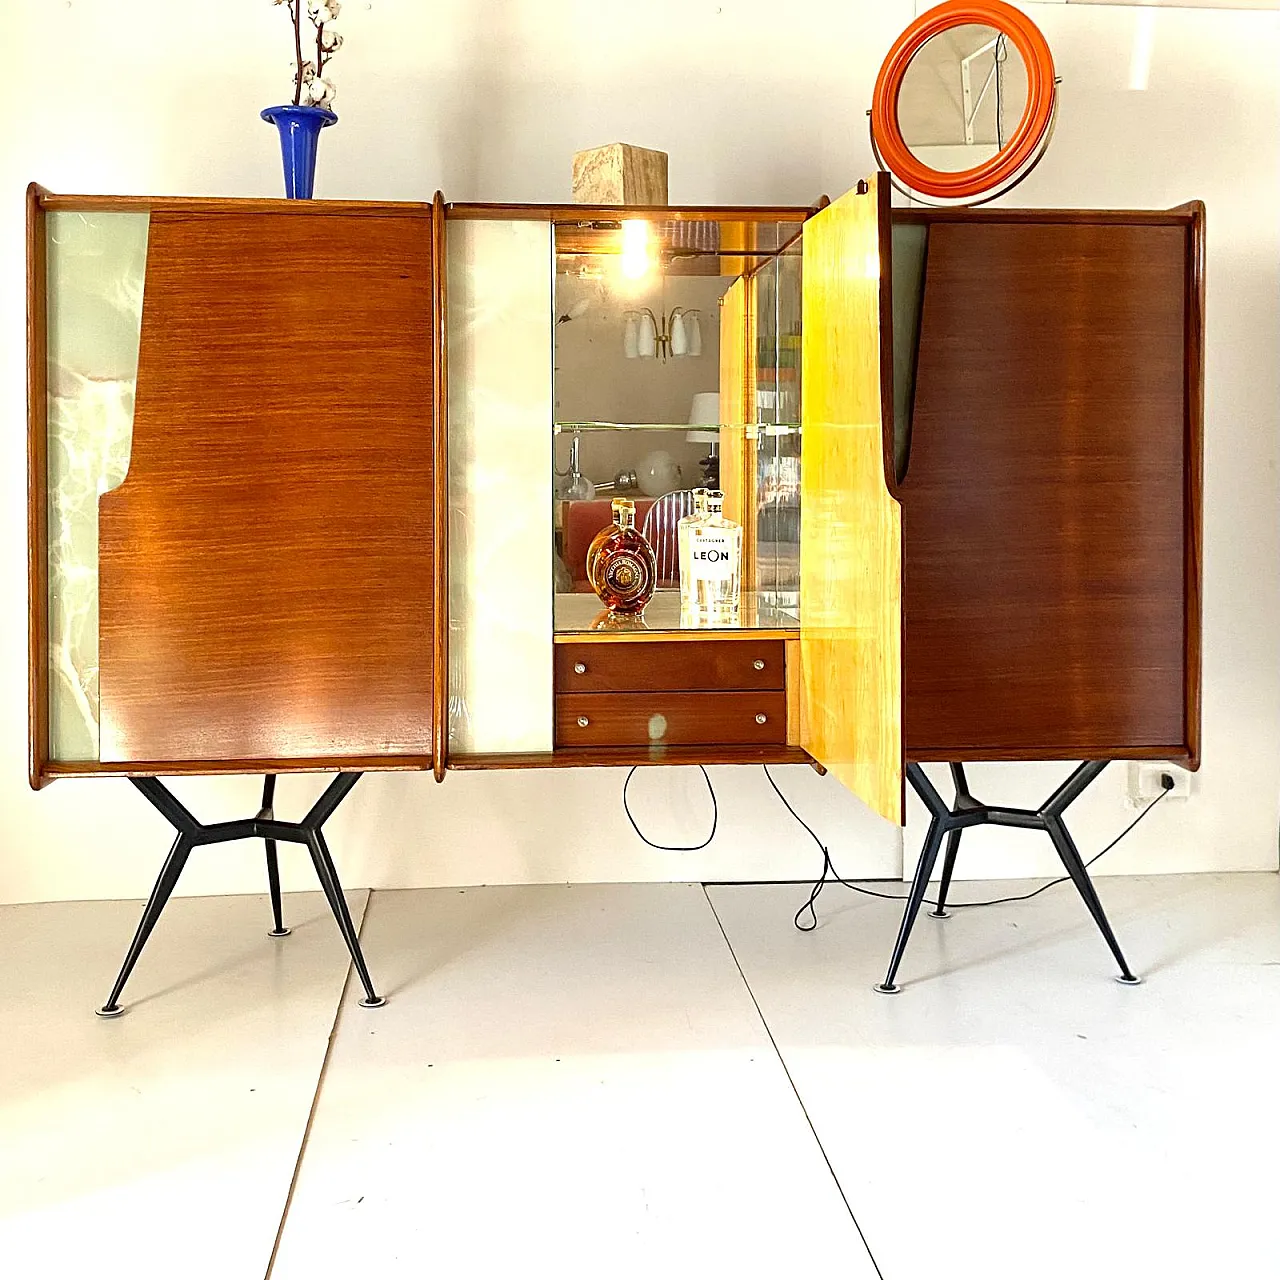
447, 220, 554, 754
46, 211, 148, 761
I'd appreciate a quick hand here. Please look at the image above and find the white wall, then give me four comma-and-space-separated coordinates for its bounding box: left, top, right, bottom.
0, 1, 1275, 904
905, 1, 1280, 883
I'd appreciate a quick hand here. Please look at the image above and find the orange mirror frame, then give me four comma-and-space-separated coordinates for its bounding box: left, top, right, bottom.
870, 0, 1057, 203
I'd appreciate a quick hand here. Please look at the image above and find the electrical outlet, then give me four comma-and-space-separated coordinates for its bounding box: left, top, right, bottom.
1126, 762, 1192, 806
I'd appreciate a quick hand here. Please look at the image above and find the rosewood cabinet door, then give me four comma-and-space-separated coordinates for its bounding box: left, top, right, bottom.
94, 203, 436, 767
799, 177, 904, 824
898, 206, 1203, 764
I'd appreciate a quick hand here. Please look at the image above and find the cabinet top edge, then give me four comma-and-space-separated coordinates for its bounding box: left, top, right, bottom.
445, 202, 817, 222
891, 207, 1203, 226
32, 191, 433, 215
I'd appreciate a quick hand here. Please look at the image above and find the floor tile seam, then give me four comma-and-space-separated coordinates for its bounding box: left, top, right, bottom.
263, 887, 372, 1280
700, 883, 886, 1280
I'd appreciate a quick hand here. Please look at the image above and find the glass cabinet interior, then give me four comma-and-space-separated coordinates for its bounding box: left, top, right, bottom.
552, 217, 804, 636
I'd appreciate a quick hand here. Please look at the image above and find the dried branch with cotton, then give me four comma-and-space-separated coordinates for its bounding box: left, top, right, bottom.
273, 0, 344, 109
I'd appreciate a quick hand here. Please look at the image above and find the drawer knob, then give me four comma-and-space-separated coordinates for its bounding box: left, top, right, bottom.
753, 659, 766, 671
573, 662, 587, 674
755, 713, 768, 725
577, 715, 590, 728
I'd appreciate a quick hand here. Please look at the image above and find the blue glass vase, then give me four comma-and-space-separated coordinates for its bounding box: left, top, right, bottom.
261, 104, 337, 199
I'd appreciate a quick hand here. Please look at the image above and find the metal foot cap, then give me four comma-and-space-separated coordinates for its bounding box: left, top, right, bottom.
1115, 974, 1143, 986
928, 909, 951, 919
873, 982, 901, 996
358, 995, 387, 1008
267, 927, 292, 938
95, 1005, 125, 1019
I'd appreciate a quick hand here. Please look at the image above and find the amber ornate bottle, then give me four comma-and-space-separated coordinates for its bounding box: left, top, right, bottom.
586, 498, 657, 614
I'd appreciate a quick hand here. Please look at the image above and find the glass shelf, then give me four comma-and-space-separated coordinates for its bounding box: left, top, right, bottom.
554, 421, 800, 435
554, 589, 798, 640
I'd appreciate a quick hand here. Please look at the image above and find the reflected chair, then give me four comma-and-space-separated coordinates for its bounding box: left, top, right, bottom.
641, 489, 697, 587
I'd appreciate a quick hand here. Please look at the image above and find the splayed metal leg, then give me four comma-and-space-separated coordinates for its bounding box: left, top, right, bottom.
876, 761, 1138, 992
95, 773, 381, 1017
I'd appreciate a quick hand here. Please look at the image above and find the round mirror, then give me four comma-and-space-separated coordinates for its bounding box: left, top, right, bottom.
871, 1, 1055, 203
897, 24, 1029, 173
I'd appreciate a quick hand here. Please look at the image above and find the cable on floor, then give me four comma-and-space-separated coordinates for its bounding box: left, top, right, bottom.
761, 765, 1173, 932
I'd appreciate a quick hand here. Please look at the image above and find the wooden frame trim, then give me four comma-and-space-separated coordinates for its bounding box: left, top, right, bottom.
874, 178, 902, 504
34, 192, 430, 215
27, 183, 50, 791
1179, 200, 1206, 771
892, 208, 1199, 227
905, 744, 1195, 765
445, 202, 817, 223
432, 191, 449, 782
447, 746, 813, 770
554, 629, 796, 645
39, 756, 434, 783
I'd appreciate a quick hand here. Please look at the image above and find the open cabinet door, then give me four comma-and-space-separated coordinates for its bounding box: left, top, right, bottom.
800, 176, 903, 824
717, 274, 753, 543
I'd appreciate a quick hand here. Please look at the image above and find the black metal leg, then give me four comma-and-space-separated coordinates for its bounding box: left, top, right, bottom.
876, 814, 948, 995
305, 828, 384, 1007
97, 772, 381, 1017
265, 841, 289, 938
260, 775, 290, 938
1044, 815, 1140, 984
97, 833, 194, 1017
1042, 760, 1110, 815
881, 761, 1137, 992
928, 829, 963, 919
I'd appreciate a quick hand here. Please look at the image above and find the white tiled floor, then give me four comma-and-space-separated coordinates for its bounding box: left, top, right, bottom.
0, 890, 368, 1280
3, 874, 1278, 1278
271, 884, 876, 1279
708, 873, 1280, 1280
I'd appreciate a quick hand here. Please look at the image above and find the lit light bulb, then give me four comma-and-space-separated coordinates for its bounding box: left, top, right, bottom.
620, 219, 652, 280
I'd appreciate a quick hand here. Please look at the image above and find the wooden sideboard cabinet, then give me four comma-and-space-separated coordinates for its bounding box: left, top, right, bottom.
26, 177, 1204, 832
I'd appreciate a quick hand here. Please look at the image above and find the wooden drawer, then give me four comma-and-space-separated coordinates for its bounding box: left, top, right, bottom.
555, 640, 785, 694
556, 691, 787, 748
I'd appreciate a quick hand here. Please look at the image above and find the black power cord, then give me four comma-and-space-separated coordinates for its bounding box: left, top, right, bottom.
763, 765, 1175, 932
622, 765, 718, 852
621, 763, 1172, 927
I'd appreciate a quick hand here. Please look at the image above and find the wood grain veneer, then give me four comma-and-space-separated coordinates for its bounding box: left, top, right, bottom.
97, 207, 435, 764
555, 640, 785, 693
432, 191, 449, 781
901, 216, 1195, 762
556, 691, 786, 748
447, 203, 817, 224
449, 745, 813, 769
785, 638, 803, 746
799, 177, 903, 824
43, 755, 433, 781
26, 184, 50, 789
718, 276, 751, 536
36, 194, 430, 216
1179, 202, 1206, 769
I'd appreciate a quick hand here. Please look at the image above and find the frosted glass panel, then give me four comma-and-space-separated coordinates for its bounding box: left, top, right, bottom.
46, 211, 148, 761
447, 220, 554, 754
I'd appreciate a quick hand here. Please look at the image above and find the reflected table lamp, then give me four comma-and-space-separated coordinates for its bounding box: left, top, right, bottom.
687, 392, 721, 488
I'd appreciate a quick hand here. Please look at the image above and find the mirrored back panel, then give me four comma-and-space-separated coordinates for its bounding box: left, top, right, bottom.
552, 216, 804, 632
